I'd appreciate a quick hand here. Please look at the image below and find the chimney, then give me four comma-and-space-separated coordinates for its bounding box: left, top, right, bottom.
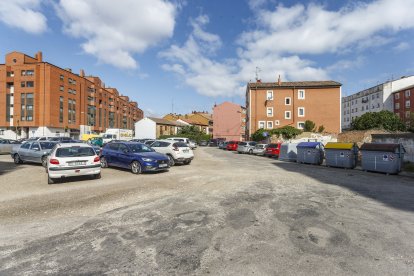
36, 51, 42, 62
80, 69, 85, 77
278, 75, 281, 85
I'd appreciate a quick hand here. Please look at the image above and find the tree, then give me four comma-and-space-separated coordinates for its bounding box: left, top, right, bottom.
303, 120, 316, 132
317, 125, 325, 133
351, 110, 406, 131
160, 125, 211, 143
251, 126, 302, 141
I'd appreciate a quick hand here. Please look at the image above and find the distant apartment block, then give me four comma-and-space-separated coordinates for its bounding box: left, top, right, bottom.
212, 101, 246, 141
246, 80, 342, 137
342, 76, 414, 129
0, 51, 143, 139
393, 85, 414, 128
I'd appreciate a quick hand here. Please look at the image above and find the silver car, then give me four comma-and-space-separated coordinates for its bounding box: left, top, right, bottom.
252, 144, 268, 155
0, 139, 21, 154
237, 141, 257, 154
11, 141, 57, 167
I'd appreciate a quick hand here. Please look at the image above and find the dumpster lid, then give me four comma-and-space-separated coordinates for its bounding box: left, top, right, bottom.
360, 143, 402, 152
324, 142, 356, 150
297, 142, 322, 148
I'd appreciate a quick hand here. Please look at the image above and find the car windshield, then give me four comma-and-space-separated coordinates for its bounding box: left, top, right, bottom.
268, 144, 278, 148
40, 142, 56, 149
128, 143, 154, 153
56, 146, 95, 157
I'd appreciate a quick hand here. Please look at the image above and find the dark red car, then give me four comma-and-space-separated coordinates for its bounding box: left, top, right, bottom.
226, 141, 239, 151
264, 143, 281, 158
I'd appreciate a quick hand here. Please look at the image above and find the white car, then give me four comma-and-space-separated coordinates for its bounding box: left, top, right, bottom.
46, 143, 101, 184
150, 140, 194, 166
165, 137, 197, 149
252, 144, 268, 155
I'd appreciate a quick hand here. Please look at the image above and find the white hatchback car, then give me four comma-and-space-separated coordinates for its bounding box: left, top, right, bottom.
46, 143, 101, 184
165, 137, 197, 149
150, 140, 194, 166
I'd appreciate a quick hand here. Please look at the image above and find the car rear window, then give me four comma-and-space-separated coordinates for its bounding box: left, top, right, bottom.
56, 146, 95, 157
173, 142, 188, 148
40, 142, 56, 149
228, 141, 236, 144
267, 144, 279, 148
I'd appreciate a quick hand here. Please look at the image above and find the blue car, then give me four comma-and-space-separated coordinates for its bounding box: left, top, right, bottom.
99, 142, 170, 174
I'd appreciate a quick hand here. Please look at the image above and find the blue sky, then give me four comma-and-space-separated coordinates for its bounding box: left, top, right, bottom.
1, 0, 414, 117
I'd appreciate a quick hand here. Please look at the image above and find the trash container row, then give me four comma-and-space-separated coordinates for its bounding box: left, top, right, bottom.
277, 142, 405, 174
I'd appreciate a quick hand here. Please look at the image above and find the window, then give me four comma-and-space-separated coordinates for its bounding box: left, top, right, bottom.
23, 70, 34, 76
266, 90, 273, 100
6, 94, 11, 122
267, 121, 273, 129
406, 100, 411, 108
377, 93, 380, 98
395, 93, 400, 100
258, 121, 265, 129
275, 120, 280, 126
362, 106, 364, 111
285, 97, 291, 105
60, 75, 64, 81
297, 122, 305, 129
59, 97, 64, 123
7, 71, 14, 77
60, 86, 64, 92
20, 93, 34, 121
298, 89, 305, 99
405, 90, 411, 97
285, 111, 291, 119
406, 111, 411, 119
395, 103, 400, 109
266, 107, 273, 117
298, 107, 305, 117
26, 81, 34, 88
371, 94, 375, 100
377, 103, 380, 108
21, 81, 26, 88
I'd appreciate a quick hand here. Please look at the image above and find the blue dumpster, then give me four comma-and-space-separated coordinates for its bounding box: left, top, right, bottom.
296, 142, 324, 165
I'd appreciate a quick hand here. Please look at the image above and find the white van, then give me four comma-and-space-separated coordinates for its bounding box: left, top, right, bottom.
165, 137, 196, 149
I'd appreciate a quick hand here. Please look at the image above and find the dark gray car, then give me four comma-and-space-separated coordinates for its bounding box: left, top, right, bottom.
11, 141, 57, 167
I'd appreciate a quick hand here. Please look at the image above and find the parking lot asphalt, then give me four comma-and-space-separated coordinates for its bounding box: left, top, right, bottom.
1, 147, 414, 275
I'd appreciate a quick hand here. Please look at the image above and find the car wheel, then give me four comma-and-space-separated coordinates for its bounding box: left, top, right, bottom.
167, 155, 175, 167
47, 174, 54, 184
14, 154, 22, 164
100, 156, 108, 168
131, 161, 142, 174
94, 173, 101, 179
184, 160, 191, 165
41, 156, 48, 167
249, 149, 253, 154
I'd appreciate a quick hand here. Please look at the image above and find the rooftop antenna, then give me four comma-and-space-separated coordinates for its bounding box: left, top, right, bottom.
171, 98, 174, 114
255, 66, 261, 81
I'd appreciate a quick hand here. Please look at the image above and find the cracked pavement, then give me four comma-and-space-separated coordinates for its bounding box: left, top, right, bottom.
0, 147, 414, 275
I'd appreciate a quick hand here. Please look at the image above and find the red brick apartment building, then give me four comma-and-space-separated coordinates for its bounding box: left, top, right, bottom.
0, 51, 143, 139
393, 86, 413, 128
246, 80, 342, 138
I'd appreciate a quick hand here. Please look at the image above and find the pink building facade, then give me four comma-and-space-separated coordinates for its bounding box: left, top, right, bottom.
213, 101, 246, 141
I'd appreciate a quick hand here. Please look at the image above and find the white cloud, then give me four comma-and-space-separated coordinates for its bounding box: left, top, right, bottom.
161, 0, 414, 98
394, 42, 410, 52
55, 0, 177, 69
0, 0, 47, 34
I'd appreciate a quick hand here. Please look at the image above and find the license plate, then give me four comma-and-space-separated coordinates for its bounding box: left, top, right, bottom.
159, 164, 168, 168
183, 150, 189, 153
69, 161, 86, 166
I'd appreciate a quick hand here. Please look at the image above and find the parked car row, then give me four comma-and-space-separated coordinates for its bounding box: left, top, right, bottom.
10, 137, 195, 184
